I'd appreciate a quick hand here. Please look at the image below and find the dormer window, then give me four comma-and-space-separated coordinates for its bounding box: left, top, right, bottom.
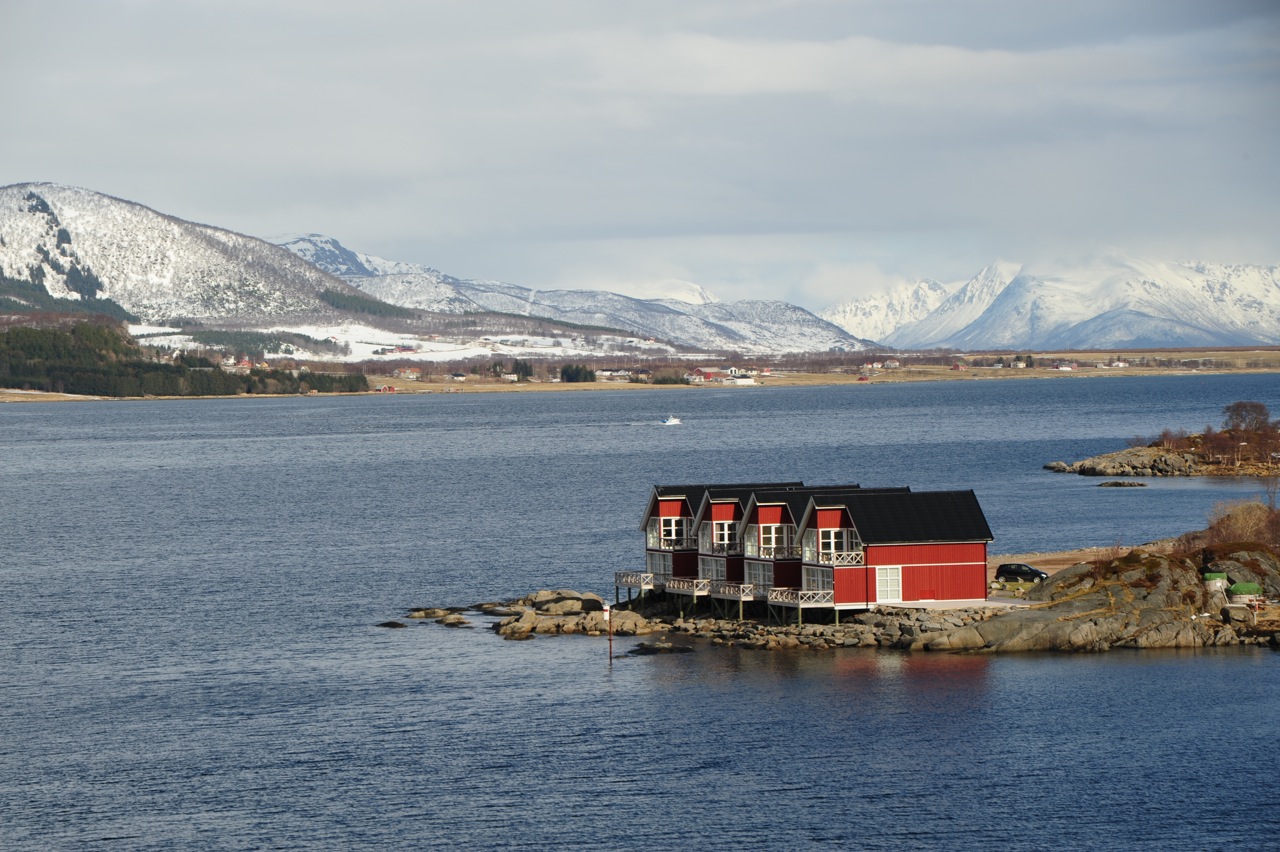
661, 517, 687, 541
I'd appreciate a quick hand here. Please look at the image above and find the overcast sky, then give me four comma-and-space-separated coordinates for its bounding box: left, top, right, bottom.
3, 1, 1277, 308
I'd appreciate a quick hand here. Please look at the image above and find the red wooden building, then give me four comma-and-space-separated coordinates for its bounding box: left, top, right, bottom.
618, 482, 993, 617
774, 488, 992, 615
626, 483, 795, 600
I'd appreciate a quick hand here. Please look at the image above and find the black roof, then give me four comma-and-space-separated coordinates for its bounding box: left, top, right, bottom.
746, 484, 884, 525
643, 482, 803, 529
643, 484, 991, 545
830, 489, 993, 544
654, 482, 802, 501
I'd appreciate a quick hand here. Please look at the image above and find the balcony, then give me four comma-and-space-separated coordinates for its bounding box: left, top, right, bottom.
615, 571, 661, 590
666, 577, 711, 596
702, 542, 743, 556
767, 588, 835, 606
752, 544, 802, 560
710, 582, 756, 601
647, 535, 698, 551
812, 549, 865, 566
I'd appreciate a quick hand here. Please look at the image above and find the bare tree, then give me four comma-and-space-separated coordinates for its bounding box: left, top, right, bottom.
1223, 400, 1271, 432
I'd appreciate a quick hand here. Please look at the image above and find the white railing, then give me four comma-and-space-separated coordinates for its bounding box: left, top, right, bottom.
648, 535, 698, 551
710, 582, 756, 599
815, 550, 864, 566
615, 571, 658, 588
749, 544, 802, 559
704, 542, 743, 556
768, 588, 835, 606
666, 578, 711, 594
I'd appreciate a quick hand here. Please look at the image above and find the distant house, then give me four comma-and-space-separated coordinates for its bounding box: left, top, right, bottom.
393, 367, 422, 380
688, 367, 726, 383
448, 373, 467, 382
618, 482, 993, 617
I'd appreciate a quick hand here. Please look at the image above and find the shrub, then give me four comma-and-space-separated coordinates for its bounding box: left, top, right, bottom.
1207, 500, 1273, 546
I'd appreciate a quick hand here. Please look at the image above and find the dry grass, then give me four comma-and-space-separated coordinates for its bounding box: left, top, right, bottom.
0, 389, 97, 403
988, 539, 1179, 579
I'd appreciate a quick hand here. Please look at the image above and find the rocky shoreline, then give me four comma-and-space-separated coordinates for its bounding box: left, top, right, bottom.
1045, 446, 1200, 476
1045, 445, 1278, 478
387, 547, 1280, 653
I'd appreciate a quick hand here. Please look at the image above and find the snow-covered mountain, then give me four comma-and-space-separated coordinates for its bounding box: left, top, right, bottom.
13, 183, 1275, 355
272, 233, 439, 278
0, 184, 867, 355
881, 261, 1024, 348
276, 234, 871, 355
0, 183, 362, 323
822, 257, 1280, 350
818, 278, 953, 344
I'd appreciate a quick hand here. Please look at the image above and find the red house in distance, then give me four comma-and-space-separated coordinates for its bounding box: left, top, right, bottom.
617, 482, 994, 621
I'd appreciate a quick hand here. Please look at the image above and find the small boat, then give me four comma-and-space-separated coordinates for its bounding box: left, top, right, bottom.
660, 415, 682, 425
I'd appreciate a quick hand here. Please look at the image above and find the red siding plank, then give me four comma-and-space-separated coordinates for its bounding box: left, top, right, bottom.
711, 503, 739, 522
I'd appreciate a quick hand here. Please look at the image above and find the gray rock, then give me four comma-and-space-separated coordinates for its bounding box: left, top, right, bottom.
407, 608, 450, 619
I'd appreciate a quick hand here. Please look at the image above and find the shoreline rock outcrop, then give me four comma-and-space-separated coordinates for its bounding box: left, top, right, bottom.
919, 548, 1280, 652
397, 550, 1279, 652
1045, 447, 1199, 477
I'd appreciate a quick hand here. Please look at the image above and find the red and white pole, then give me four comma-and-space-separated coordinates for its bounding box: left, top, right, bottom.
603, 602, 613, 664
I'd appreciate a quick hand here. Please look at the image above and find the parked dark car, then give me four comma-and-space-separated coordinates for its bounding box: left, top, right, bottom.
995, 563, 1048, 583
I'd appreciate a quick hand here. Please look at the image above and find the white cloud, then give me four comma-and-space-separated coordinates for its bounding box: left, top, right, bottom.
1, 0, 1276, 307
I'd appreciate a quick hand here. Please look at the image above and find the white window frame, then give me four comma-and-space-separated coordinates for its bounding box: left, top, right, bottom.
661, 516, 687, 541
646, 551, 672, 578
876, 566, 902, 602
698, 556, 726, 581
803, 565, 833, 591
759, 524, 787, 549
745, 560, 773, 589
713, 520, 734, 546
820, 528, 847, 555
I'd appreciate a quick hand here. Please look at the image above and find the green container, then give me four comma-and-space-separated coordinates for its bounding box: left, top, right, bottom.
1229, 582, 1263, 596
1203, 572, 1228, 581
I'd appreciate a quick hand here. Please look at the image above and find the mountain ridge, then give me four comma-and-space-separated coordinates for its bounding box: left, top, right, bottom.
5, 182, 1279, 355
821, 257, 1280, 350
274, 234, 873, 355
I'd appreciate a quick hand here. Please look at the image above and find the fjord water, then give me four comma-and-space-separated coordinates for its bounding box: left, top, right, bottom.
3, 374, 1279, 849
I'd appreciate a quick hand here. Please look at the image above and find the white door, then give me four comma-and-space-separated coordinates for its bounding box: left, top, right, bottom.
876, 567, 902, 602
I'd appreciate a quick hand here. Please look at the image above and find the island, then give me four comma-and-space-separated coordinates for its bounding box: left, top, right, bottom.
1046, 400, 1280, 479
389, 539, 1280, 653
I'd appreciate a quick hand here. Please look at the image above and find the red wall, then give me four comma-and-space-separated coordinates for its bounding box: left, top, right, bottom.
658, 499, 686, 518
816, 508, 843, 528
672, 551, 699, 578
711, 503, 739, 522
833, 542, 988, 604
834, 567, 872, 604
756, 505, 784, 525
725, 556, 744, 583
773, 560, 801, 588
901, 562, 987, 601
865, 542, 986, 567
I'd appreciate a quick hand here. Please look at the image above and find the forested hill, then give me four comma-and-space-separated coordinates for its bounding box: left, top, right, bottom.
0, 322, 367, 398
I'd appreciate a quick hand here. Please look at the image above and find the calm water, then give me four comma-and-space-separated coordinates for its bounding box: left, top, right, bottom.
3, 375, 1279, 849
